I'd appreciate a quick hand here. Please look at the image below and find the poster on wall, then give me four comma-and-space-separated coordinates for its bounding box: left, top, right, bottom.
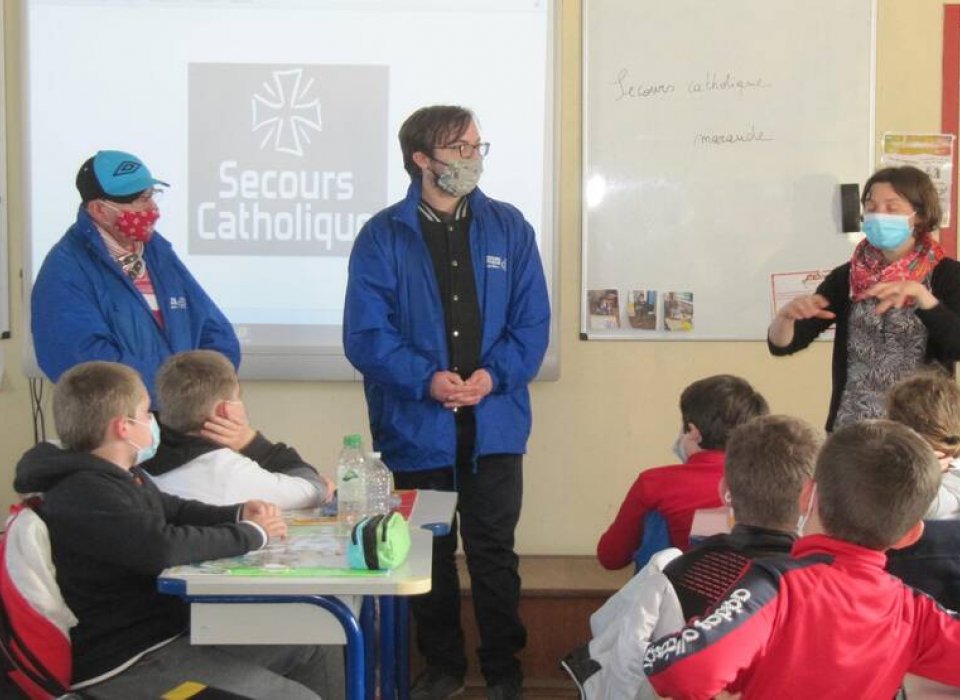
770, 270, 836, 341
880, 133, 955, 228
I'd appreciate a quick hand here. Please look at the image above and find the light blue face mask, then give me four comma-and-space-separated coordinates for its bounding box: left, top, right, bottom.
862, 213, 913, 251
672, 432, 688, 463
127, 414, 160, 464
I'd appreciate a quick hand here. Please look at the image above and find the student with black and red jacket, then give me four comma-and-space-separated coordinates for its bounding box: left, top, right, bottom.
645, 420, 960, 700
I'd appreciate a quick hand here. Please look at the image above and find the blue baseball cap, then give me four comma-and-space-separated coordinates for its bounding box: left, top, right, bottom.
76, 150, 170, 203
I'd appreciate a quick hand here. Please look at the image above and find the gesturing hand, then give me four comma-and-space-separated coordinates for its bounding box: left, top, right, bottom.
862, 280, 938, 314
776, 294, 835, 322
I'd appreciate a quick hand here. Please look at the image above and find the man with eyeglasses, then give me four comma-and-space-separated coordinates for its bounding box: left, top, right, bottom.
32, 150, 240, 401
344, 106, 550, 700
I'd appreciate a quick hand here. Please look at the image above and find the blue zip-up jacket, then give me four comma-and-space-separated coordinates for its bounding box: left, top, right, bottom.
343, 182, 550, 471
31, 207, 240, 400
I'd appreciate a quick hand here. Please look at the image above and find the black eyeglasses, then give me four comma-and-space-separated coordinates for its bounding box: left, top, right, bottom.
436, 141, 490, 158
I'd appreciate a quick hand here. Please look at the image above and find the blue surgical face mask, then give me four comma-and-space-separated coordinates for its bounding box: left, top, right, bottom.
127, 413, 160, 464
672, 432, 688, 463
862, 213, 913, 251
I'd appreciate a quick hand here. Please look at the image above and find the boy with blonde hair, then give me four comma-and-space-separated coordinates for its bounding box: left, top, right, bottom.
142, 349, 332, 509
14, 361, 343, 698
645, 420, 960, 699
887, 370, 960, 518
886, 370, 960, 613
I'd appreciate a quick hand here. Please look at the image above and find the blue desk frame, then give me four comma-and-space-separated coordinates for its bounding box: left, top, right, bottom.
154, 584, 366, 699
157, 492, 456, 700
383, 520, 453, 700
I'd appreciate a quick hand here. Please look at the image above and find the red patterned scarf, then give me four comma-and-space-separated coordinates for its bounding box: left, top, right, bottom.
849, 235, 945, 301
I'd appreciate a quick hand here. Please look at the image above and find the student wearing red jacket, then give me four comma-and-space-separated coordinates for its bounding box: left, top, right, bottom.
645, 420, 960, 700
596, 375, 769, 569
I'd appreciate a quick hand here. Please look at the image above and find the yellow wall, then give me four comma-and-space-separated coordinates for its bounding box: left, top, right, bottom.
0, 0, 948, 553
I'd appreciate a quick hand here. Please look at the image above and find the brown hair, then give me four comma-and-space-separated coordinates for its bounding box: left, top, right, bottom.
156, 350, 238, 433
887, 370, 960, 457
725, 415, 822, 529
679, 375, 769, 450
399, 105, 474, 180
816, 420, 940, 549
862, 166, 942, 237
53, 361, 144, 451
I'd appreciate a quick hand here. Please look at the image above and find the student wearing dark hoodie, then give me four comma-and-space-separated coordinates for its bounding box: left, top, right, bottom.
14, 361, 344, 699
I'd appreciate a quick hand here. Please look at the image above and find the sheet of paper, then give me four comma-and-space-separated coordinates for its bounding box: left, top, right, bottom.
164, 523, 386, 577
881, 133, 955, 228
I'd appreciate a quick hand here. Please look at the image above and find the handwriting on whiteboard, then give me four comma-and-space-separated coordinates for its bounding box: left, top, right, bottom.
612, 68, 773, 100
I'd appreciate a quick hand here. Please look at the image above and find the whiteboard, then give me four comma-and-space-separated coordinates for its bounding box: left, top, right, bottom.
581, 0, 875, 340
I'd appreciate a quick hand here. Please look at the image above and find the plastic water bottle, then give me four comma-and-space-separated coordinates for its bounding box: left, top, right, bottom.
365, 451, 394, 516
337, 434, 367, 526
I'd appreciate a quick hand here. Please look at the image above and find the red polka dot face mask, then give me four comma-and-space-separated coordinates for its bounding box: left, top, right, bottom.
105, 204, 160, 242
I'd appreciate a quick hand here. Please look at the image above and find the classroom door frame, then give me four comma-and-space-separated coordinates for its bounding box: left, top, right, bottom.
942, 4, 960, 257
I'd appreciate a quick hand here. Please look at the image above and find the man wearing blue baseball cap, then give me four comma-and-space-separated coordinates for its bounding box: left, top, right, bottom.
31, 150, 240, 399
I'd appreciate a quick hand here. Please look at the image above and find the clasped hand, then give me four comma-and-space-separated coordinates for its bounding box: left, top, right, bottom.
430, 369, 493, 409
242, 499, 287, 540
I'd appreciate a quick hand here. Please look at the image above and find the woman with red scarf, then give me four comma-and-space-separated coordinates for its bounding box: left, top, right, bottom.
768, 166, 960, 431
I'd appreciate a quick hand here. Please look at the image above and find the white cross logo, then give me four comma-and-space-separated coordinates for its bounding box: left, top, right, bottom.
251, 68, 323, 157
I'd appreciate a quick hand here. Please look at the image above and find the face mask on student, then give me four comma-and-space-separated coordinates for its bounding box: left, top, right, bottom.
861, 213, 913, 250
672, 431, 688, 463
105, 203, 160, 243
723, 491, 736, 529
127, 414, 160, 464
431, 157, 483, 198
796, 483, 817, 536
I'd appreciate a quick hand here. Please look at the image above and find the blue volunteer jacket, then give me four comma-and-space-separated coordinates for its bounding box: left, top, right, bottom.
343, 182, 550, 471
31, 207, 240, 400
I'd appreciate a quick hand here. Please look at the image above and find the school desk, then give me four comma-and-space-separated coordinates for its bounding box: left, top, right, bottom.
157, 489, 457, 700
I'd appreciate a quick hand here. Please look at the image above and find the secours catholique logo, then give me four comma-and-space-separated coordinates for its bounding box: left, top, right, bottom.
188, 63, 388, 256
251, 68, 323, 157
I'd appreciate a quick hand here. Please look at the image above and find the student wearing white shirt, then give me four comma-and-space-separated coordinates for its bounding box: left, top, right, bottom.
141, 350, 334, 509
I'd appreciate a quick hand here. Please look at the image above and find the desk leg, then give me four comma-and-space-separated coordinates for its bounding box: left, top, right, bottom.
361, 596, 376, 700
396, 597, 410, 700
379, 596, 396, 699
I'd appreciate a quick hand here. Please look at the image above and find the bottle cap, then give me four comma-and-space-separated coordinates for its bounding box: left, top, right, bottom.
343, 434, 362, 448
